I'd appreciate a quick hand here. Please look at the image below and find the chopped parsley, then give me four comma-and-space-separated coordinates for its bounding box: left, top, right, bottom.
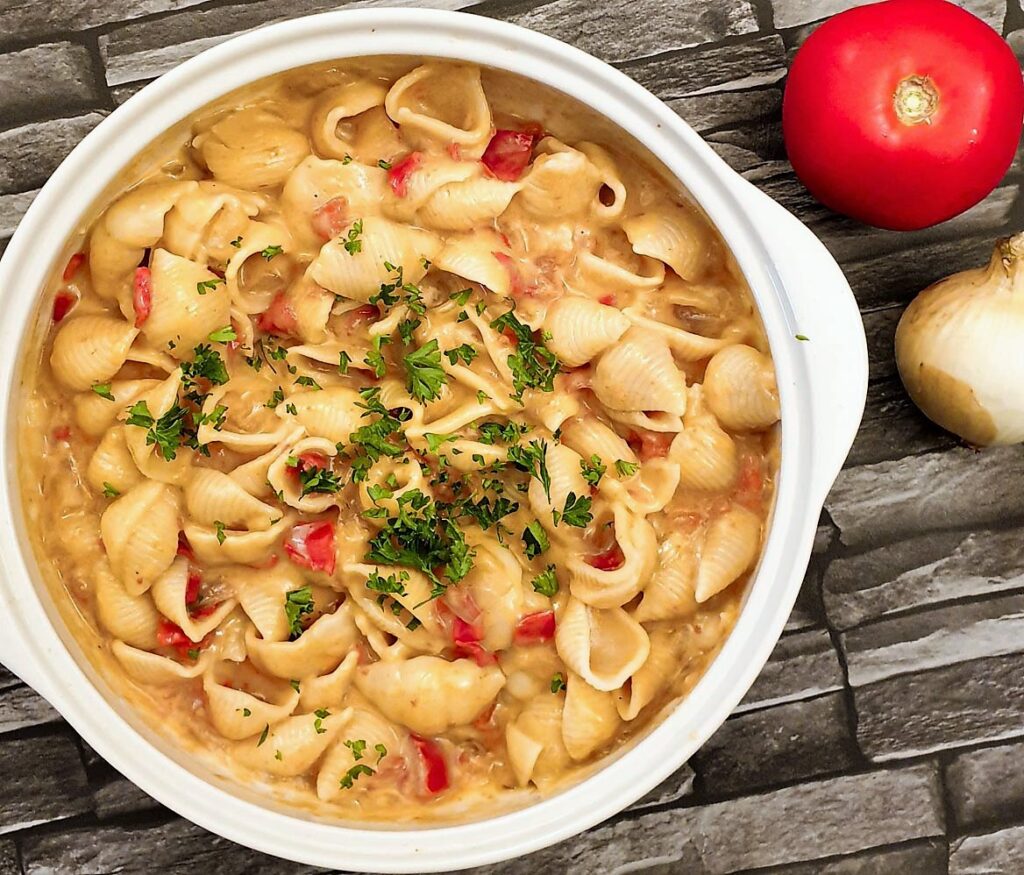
490, 308, 560, 402
180, 344, 229, 393
531, 564, 559, 597
313, 708, 330, 735
444, 343, 477, 367
101, 482, 120, 498
214, 520, 226, 545
403, 340, 446, 403
208, 325, 237, 343
615, 459, 639, 477
92, 382, 114, 401
339, 763, 375, 789
294, 375, 322, 390
260, 244, 283, 260
257, 724, 270, 747
345, 738, 367, 759
345, 387, 410, 483
125, 400, 189, 462
377, 159, 393, 170
364, 335, 390, 379
550, 673, 566, 694
478, 421, 530, 446
297, 461, 341, 497
289, 679, 301, 694
230, 236, 243, 248
554, 492, 593, 528
523, 520, 550, 559
507, 439, 551, 500
366, 570, 409, 597
196, 278, 224, 295
343, 219, 364, 256
374, 743, 387, 764
449, 288, 472, 306
265, 387, 285, 409
795, 334, 810, 342
580, 454, 606, 488
283, 586, 314, 640
425, 432, 457, 454
342, 154, 353, 165
337, 350, 351, 374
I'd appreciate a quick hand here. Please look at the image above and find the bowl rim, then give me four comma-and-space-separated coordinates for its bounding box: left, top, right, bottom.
0, 8, 821, 871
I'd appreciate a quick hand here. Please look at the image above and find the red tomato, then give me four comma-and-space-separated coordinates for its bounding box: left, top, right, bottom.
52, 291, 76, 322
410, 734, 449, 794
492, 251, 524, 296
736, 455, 765, 510
598, 294, 616, 307
388, 152, 423, 198
52, 425, 71, 441
284, 521, 336, 575
288, 452, 329, 480
481, 130, 538, 181
62, 252, 86, 282
586, 542, 625, 572
156, 619, 194, 657
625, 429, 672, 461
132, 267, 152, 327
514, 610, 556, 645
257, 292, 298, 337
176, 532, 195, 560
310, 196, 348, 241
783, 0, 1024, 230
451, 615, 497, 666
184, 569, 201, 606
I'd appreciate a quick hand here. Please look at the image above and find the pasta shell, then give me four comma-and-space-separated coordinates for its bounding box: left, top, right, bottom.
246, 604, 358, 679
354, 657, 505, 735
703, 344, 780, 432
309, 216, 440, 302
577, 142, 626, 224
285, 386, 364, 444
635, 531, 699, 624
623, 206, 711, 281
50, 316, 139, 391
570, 249, 664, 299
299, 652, 359, 714
592, 327, 687, 415
94, 562, 160, 648
232, 707, 350, 777
559, 417, 637, 471
184, 513, 294, 566
88, 222, 145, 304
433, 230, 514, 295
161, 180, 263, 264
101, 480, 181, 595
381, 154, 476, 222
506, 695, 568, 788
150, 557, 237, 642
228, 428, 304, 499
615, 628, 681, 721
316, 705, 403, 802
518, 140, 601, 219
199, 108, 310, 190
196, 378, 295, 454
385, 63, 492, 152
185, 468, 279, 531
344, 566, 447, 654
622, 308, 730, 361
121, 370, 193, 485
555, 597, 650, 692
310, 79, 390, 160
230, 562, 310, 642
74, 379, 159, 437
463, 534, 524, 651
567, 504, 657, 608
356, 458, 430, 525
203, 660, 300, 740
695, 505, 762, 603
417, 177, 521, 231
543, 296, 630, 367
223, 220, 295, 315
562, 674, 620, 760
528, 442, 589, 537
671, 384, 738, 491
86, 426, 143, 496
111, 640, 209, 684
141, 249, 231, 355
601, 457, 680, 516
104, 181, 200, 248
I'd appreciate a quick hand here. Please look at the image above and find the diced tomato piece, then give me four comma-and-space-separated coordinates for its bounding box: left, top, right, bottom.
626, 429, 673, 461
62, 252, 87, 282
472, 702, 497, 731
176, 532, 195, 560
52, 425, 71, 441
500, 326, 520, 346
342, 303, 380, 330
451, 614, 482, 645
514, 610, 556, 645
284, 520, 336, 575
311, 196, 348, 242
388, 152, 423, 198
410, 734, 450, 795
52, 291, 76, 322
481, 130, 538, 182
492, 251, 524, 296
288, 452, 329, 480
598, 294, 616, 307
132, 267, 152, 327
185, 569, 201, 606
736, 454, 764, 510
156, 618, 196, 658
257, 292, 298, 337
446, 142, 462, 161
587, 542, 625, 572
450, 614, 497, 666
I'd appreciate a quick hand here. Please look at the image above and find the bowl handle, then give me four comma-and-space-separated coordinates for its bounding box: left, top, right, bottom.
740, 182, 868, 503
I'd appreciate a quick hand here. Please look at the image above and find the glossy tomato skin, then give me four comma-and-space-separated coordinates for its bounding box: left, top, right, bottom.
783, 0, 1024, 230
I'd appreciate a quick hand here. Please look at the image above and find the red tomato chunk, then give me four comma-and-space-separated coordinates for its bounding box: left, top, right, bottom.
62, 252, 86, 282
481, 130, 538, 182
257, 293, 298, 337
132, 267, 152, 327
311, 196, 348, 241
284, 521, 336, 575
388, 152, 423, 198
410, 734, 450, 794
514, 610, 556, 644
52, 291, 76, 322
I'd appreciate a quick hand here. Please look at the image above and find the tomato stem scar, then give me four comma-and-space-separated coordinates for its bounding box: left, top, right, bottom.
894, 75, 939, 125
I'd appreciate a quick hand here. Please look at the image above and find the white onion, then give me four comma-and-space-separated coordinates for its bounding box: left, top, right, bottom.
896, 233, 1024, 445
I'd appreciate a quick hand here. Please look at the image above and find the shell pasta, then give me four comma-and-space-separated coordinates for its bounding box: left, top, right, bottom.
19, 57, 779, 822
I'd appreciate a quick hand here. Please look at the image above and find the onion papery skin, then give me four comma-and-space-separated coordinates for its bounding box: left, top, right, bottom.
896, 233, 1024, 446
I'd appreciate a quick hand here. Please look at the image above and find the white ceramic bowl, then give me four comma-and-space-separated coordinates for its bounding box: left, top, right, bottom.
0, 9, 867, 872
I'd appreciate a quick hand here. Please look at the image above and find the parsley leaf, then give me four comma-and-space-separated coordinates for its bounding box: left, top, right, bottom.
580, 454, 606, 488
531, 564, 559, 597
364, 335, 390, 379
345, 738, 367, 759
346, 388, 410, 483
403, 340, 446, 403
343, 219, 363, 256
196, 278, 224, 295
424, 432, 457, 454
366, 570, 408, 597
298, 461, 341, 496
339, 763, 375, 789
180, 344, 229, 392
260, 244, 283, 260
283, 586, 314, 640
615, 459, 639, 477
523, 520, 550, 559
294, 375, 322, 390
92, 382, 114, 401
214, 520, 226, 544
557, 492, 593, 528
125, 400, 188, 461
208, 325, 236, 343
377, 159, 392, 170
449, 288, 472, 306
338, 350, 351, 375
102, 482, 120, 498
257, 724, 270, 747
508, 439, 551, 500
444, 343, 477, 366
490, 308, 560, 402
313, 708, 331, 735
550, 673, 566, 693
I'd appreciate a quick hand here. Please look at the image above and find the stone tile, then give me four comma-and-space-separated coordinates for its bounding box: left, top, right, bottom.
0, 112, 106, 196
22, 817, 324, 874
950, 825, 1024, 875
736, 628, 844, 713
856, 653, 1024, 761
470, 764, 943, 874
0, 733, 91, 834
860, 305, 901, 383
0, 684, 61, 734
785, 557, 826, 633
946, 741, 1024, 830
764, 839, 948, 874
0, 189, 38, 240
0, 1, 209, 43
824, 526, 1024, 631
93, 772, 163, 820
0, 841, 15, 875
666, 88, 782, 134
694, 692, 858, 795
626, 762, 696, 812
771, 0, 1006, 30
842, 234, 1006, 312
99, 0, 471, 86
842, 592, 1024, 687
0, 43, 102, 122
0, 666, 17, 692
825, 445, 1024, 549
846, 376, 957, 468
619, 35, 788, 100
494, 0, 758, 64
111, 79, 152, 105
